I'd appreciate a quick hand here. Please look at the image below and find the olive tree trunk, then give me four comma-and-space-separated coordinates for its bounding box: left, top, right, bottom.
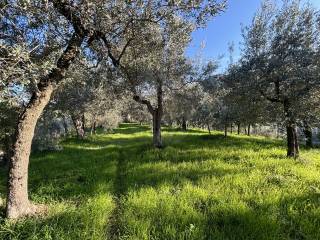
6, 84, 54, 219
153, 109, 162, 148
284, 100, 299, 158
6, 31, 84, 219
91, 120, 97, 135
133, 82, 163, 148
181, 117, 187, 131
286, 124, 299, 157
72, 114, 85, 139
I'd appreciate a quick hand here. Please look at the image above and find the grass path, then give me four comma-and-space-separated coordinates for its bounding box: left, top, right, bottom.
0, 123, 320, 239
108, 146, 127, 239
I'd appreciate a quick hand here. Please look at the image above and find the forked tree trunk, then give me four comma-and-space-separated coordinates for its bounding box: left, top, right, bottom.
72, 114, 85, 139
133, 82, 163, 148
182, 117, 187, 131
6, 84, 54, 219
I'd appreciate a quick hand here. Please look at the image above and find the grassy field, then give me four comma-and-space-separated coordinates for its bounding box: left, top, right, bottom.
0, 123, 320, 240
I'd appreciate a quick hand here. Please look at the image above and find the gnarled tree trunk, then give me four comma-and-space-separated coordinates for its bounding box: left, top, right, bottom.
133, 82, 163, 148
6, 84, 54, 219
6, 29, 85, 219
72, 114, 85, 139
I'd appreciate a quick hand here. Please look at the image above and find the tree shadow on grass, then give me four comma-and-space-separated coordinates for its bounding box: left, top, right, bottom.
114, 123, 150, 134
162, 127, 205, 134
0, 128, 288, 208
27, 146, 119, 202
0, 126, 320, 239
0, 204, 112, 239
277, 192, 320, 239
180, 133, 284, 149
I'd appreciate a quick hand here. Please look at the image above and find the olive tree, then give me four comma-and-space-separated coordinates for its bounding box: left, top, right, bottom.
240, 0, 320, 157
1, 0, 226, 219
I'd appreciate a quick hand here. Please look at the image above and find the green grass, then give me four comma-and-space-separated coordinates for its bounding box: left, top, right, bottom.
1, 123, 320, 239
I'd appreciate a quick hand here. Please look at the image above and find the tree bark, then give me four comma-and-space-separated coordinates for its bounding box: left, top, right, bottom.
6, 84, 54, 219
182, 117, 187, 131
153, 109, 162, 148
286, 124, 299, 157
72, 114, 85, 139
152, 83, 163, 148
247, 124, 251, 136
133, 82, 163, 148
284, 100, 299, 158
6, 29, 85, 219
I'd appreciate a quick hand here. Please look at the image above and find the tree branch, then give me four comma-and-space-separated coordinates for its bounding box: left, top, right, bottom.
133, 95, 154, 114
259, 89, 281, 103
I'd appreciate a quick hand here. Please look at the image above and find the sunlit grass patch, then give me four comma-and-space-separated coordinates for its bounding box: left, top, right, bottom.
0, 123, 320, 239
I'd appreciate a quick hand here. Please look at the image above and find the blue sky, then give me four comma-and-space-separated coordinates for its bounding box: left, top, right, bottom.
186, 0, 320, 71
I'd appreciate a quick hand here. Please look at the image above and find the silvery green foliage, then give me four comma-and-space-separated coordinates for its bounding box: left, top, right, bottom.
1, 0, 226, 119
165, 81, 203, 126
53, 57, 127, 133
240, 0, 320, 122
0, 1, 69, 101
100, 110, 123, 132
32, 109, 64, 152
